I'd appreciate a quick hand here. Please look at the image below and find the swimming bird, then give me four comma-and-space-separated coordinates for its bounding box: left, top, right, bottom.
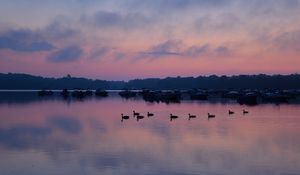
121, 113, 130, 122
133, 110, 139, 117
243, 110, 249, 114
136, 115, 144, 121
228, 110, 234, 115
188, 113, 197, 120
208, 113, 215, 119
147, 112, 154, 117
170, 114, 179, 121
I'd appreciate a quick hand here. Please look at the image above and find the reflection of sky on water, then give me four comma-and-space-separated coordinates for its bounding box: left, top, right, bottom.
48, 116, 81, 134
0, 94, 300, 175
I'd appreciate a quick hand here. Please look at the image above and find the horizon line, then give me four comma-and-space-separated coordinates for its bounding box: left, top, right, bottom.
1, 72, 300, 82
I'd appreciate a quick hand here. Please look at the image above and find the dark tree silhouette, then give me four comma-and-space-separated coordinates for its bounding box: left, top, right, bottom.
0, 73, 300, 90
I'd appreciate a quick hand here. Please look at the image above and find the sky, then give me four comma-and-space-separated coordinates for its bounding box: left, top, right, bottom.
0, 0, 300, 80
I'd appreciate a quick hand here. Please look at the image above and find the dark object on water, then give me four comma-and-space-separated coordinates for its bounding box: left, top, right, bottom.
228, 110, 234, 115
223, 91, 241, 99
188, 113, 196, 120
85, 90, 93, 96
190, 93, 208, 100
262, 93, 289, 103
71, 89, 93, 98
72, 90, 85, 98
170, 114, 179, 121
136, 115, 144, 121
72, 90, 86, 98
147, 112, 154, 117
133, 110, 139, 117
142, 90, 181, 103
119, 90, 136, 98
61, 89, 69, 97
208, 113, 215, 119
237, 93, 258, 105
95, 89, 108, 97
243, 110, 249, 114
121, 113, 130, 122
141, 90, 160, 102
38, 90, 53, 96
161, 91, 181, 103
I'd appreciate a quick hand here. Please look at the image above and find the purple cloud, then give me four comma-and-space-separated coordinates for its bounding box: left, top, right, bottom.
0, 29, 54, 52
47, 45, 83, 63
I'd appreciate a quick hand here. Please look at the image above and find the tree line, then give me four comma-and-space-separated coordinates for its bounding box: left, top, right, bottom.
1, 73, 300, 90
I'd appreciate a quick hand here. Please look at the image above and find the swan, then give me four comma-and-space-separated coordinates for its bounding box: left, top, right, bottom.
188, 113, 197, 120
243, 110, 249, 114
121, 113, 130, 122
147, 112, 154, 117
170, 114, 179, 121
136, 115, 144, 121
208, 113, 215, 118
133, 110, 140, 117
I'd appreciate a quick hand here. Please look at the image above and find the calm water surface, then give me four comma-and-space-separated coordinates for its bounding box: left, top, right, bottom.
0, 92, 300, 175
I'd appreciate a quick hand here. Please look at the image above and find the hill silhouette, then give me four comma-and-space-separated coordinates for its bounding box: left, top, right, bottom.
0, 73, 300, 90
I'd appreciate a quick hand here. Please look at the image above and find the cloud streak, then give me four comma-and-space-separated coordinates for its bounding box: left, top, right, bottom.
0, 29, 54, 52
139, 40, 231, 59
273, 30, 300, 52
47, 45, 83, 63
88, 47, 111, 59
82, 11, 153, 30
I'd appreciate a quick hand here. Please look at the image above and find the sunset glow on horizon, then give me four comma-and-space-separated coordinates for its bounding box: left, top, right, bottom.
0, 0, 300, 80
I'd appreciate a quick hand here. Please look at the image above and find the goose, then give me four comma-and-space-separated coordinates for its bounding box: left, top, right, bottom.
133, 110, 140, 117
121, 113, 130, 122
228, 110, 234, 115
243, 110, 249, 114
170, 114, 179, 121
208, 113, 215, 118
147, 112, 154, 117
188, 113, 197, 120
136, 115, 144, 121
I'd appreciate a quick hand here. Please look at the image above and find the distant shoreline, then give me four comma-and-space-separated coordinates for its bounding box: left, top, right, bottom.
0, 89, 127, 92
1, 73, 300, 90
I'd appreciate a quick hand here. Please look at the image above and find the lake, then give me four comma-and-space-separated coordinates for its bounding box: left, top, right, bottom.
0, 92, 300, 175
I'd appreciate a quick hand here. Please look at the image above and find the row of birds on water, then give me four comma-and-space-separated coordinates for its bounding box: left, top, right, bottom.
121, 110, 249, 121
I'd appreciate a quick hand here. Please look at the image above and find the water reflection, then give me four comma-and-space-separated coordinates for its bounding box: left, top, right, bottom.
48, 116, 81, 134
0, 125, 51, 149
0, 93, 300, 175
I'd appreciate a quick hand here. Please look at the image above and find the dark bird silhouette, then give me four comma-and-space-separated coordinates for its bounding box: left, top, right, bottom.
136, 115, 144, 121
188, 113, 197, 120
147, 112, 154, 117
228, 110, 234, 115
208, 113, 215, 119
170, 114, 179, 121
121, 113, 130, 122
133, 110, 140, 117
243, 110, 249, 114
